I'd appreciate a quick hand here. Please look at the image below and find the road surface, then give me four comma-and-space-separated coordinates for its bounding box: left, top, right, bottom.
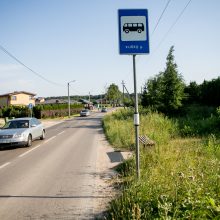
0, 112, 110, 219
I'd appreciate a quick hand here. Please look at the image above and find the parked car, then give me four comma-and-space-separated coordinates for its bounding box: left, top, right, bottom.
80, 109, 90, 117
101, 107, 107, 112
0, 117, 45, 147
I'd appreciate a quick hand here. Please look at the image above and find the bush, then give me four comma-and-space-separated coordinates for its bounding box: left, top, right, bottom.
0, 103, 83, 119
33, 103, 83, 118
1, 106, 29, 118
177, 105, 220, 137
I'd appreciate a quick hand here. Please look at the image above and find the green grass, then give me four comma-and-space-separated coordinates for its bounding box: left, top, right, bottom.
103, 109, 220, 219
103, 109, 177, 150
177, 105, 220, 137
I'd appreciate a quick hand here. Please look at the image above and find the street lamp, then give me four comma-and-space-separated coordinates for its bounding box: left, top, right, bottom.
67, 80, 75, 117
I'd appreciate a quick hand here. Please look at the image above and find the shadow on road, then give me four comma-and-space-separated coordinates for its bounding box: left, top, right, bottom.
107, 152, 124, 163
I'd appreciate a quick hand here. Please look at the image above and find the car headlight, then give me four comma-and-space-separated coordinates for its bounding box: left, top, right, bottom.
13, 133, 24, 138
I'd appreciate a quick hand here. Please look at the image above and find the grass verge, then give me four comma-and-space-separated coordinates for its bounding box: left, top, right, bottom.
103, 109, 220, 219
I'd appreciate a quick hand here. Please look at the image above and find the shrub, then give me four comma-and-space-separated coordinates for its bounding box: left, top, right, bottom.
33, 103, 83, 118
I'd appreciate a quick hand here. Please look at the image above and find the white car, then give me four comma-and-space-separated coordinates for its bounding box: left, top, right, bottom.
80, 109, 90, 117
0, 117, 45, 147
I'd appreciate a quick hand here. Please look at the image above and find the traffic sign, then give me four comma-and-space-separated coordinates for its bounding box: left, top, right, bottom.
28, 103, 33, 109
118, 9, 150, 54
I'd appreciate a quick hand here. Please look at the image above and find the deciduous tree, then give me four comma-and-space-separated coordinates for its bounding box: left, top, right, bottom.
106, 84, 121, 106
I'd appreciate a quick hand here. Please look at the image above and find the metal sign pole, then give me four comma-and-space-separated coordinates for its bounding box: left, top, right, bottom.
132, 55, 140, 179
118, 9, 149, 180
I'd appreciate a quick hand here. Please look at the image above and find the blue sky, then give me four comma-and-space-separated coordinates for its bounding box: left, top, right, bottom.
0, 0, 219, 97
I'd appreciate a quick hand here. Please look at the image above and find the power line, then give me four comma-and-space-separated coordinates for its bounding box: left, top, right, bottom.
151, 0, 172, 36
0, 44, 64, 87
120, 0, 192, 94
123, 0, 172, 82
152, 0, 192, 55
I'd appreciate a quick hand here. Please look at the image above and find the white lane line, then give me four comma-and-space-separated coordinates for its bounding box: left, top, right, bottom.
0, 162, 11, 169
43, 136, 56, 144
18, 135, 57, 158
18, 145, 41, 158
57, 131, 65, 136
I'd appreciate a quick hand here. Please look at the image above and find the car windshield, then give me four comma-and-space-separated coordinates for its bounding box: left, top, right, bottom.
2, 120, 29, 129
82, 110, 88, 112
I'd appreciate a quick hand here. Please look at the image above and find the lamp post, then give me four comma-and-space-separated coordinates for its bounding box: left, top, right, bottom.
67, 80, 75, 117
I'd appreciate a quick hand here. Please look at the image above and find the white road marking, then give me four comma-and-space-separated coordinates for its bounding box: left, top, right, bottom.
43, 136, 56, 144
18, 135, 57, 158
0, 162, 11, 169
18, 145, 41, 158
57, 131, 65, 136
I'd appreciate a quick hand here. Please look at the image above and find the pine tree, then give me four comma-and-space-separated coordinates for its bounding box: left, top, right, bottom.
142, 46, 185, 114
160, 46, 185, 114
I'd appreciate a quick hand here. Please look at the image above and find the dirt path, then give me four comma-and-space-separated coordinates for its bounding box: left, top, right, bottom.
93, 125, 132, 218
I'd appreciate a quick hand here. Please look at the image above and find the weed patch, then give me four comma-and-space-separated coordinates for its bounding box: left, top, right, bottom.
103, 109, 220, 219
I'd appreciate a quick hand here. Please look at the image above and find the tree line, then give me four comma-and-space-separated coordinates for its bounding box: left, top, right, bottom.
103, 46, 219, 116
141, 46, 220, 115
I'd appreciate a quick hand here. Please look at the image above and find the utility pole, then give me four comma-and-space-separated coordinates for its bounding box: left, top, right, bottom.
122, 80, 125, 108
100, 93, 102, 109
67, 80, 75, 118
123, 83, 134, 105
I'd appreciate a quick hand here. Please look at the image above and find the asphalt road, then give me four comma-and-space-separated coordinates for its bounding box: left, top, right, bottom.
0, 111, 107, 219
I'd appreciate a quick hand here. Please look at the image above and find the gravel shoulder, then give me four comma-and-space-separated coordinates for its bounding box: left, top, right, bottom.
94, 124, 132, 218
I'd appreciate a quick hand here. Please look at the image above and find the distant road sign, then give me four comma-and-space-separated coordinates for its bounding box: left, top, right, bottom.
118, 9, 150, 54
28, 103, 33, 109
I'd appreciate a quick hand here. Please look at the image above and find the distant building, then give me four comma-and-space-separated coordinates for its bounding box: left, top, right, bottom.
35, 97, 45, 104
41, 99, 68, 105
96, 98, 108, 105
79, 99, 93, 109
0, 91, 36, 108
35, 98, 80, 105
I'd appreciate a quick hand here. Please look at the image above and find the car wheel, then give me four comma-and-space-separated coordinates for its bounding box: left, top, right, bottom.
26, 134, 32, 147
137, 29, 142, 33
40, 130, 45, 140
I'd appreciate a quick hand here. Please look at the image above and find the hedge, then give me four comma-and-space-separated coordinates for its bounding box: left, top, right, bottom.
0, 103, 84, 119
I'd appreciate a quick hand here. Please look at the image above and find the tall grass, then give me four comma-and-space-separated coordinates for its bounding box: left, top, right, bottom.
103, 109, 220, 219
103, 110, 134, 149
177, 105, 220, 137
103, 109, 177, 150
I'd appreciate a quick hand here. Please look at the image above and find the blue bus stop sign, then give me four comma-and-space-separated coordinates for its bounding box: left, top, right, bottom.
118, 9, 150, 55
28, 103, 33, 109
